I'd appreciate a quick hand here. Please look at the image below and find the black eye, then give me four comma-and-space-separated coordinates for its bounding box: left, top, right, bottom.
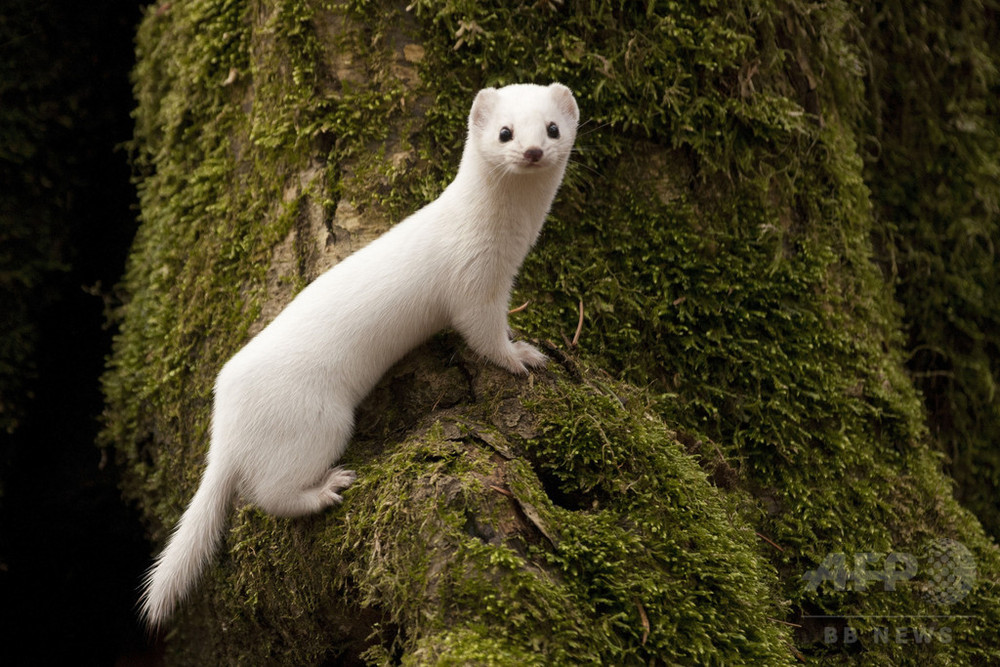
499, 127, 513, 142
547, 122, 560, 139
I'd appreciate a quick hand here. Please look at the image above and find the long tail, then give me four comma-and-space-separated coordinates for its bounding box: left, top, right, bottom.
139, 462, 235, 630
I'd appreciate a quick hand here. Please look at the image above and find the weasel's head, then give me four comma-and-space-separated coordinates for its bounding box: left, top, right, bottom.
467, 83, 579, 176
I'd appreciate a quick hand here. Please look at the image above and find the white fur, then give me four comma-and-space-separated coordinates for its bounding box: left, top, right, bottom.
139, 83, 580, 628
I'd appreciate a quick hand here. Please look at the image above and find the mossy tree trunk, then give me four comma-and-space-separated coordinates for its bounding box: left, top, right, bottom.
102, 0, 1000, 663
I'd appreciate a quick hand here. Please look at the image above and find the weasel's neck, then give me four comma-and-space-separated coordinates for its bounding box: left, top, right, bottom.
448, 148, 564, 234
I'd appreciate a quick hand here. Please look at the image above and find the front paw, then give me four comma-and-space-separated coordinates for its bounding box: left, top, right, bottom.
511, 341, 547, 373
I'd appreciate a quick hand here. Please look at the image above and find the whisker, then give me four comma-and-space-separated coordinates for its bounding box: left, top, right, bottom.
567, 158, 603, 179
577, 120, 614, 137
487, 160, 511, 182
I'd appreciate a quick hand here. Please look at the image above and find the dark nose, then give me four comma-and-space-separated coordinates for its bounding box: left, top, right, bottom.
524, 147, 543, 162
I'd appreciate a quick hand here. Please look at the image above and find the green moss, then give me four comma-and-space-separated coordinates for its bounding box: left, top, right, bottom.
325, 371, 792, 664
103, 0, 1000, 663
861, 0, 1000, 539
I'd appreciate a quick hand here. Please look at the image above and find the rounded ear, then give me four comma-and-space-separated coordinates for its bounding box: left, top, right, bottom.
469, 87, 499, 131
549, 83, 579, 124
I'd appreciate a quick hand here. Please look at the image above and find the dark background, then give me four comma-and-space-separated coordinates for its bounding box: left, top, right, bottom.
0, 1, 157, 664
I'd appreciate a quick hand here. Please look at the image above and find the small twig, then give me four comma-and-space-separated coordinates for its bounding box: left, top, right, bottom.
635, 599, 650, 645
755, 531, 785, 552
789, 642, 807, 662
571, 299, 584, 346
509, 300, 530, 314
489, 484, 513, 497
767, 617, 802, 628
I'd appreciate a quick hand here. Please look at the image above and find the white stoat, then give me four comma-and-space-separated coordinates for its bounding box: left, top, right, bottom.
139, 82, 580, 628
